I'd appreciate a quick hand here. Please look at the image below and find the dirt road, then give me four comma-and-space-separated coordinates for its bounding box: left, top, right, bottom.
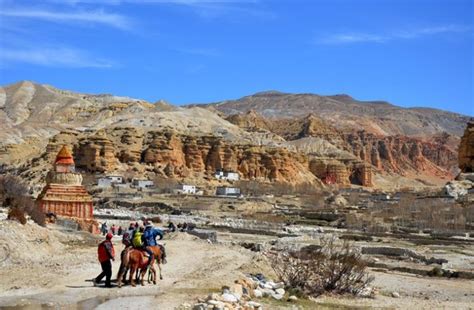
0, 221, 473, 309
0, 222, 264, 309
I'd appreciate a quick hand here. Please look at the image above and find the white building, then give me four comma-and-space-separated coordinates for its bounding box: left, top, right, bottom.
214, 170, 240, 181
174, 184, 197, 195
216, 186, 241, 196
97, 175, 124, 188
132, 179, 154, 188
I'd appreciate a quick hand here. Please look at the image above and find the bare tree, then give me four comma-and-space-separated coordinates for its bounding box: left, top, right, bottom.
0, 175, 45, 226
267, 236, 373, 297
152, 176, 179, 193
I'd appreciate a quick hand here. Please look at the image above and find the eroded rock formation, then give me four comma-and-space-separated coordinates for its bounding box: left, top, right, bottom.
228, 111, 457, 182
23, 127, 376, 187
74, 131, 118, 172
459, 121, 474, 173
342, 131, 457, 178
140, 131, 318, 185
308, 158, 372, 187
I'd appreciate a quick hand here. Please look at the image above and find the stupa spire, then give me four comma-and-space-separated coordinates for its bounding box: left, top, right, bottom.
55, 145, 74, 165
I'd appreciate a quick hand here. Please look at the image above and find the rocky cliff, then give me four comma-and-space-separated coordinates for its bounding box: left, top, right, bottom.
228, 111, 459, 183
74, 131, 118, 172
0, 81, 265, 166
342, 131, 458, 178
40, 129, 323, 186
459, 121, 474, 173
17, 127, 378, 188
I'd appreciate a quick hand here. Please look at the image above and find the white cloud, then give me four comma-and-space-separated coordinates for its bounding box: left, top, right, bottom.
321, 33, 387, 44
394, 25, 471, 39
0, 7, 132, 30
319, 25, 472, 45
49, 0, 271, 20
0, 47, 114, 68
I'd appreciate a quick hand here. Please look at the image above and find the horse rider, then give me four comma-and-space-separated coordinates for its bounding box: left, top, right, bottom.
131, 225, 154, 268
118, 222, 137, 283
142, 221, 167, 264
94, 232, 115, 288
122, 222, 136, 248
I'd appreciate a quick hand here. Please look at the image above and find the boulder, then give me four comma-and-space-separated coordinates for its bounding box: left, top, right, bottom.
221, 293, 239, 303
230, 284, 243, 300
262, 288, 274, 297
246, 301, 262, 308
264, 281, 275, 289
275, 288, 285, 295
288, 295, 298, 302
445, 180, 472, 199
192, 304, 206, 310
253, 289, 263, 298
207, 293, 221, 302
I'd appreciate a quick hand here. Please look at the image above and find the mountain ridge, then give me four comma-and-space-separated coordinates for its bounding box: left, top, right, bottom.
191, 91, 471, 137
0, 80, 470, 190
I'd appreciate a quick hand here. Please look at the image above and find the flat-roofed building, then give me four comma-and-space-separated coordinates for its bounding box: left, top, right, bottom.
216, 186, 241, 196
214, 170, 240, 181
174, 184, 197, 195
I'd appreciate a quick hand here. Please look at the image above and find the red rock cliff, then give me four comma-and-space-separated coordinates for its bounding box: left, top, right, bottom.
459, 121, 474, 173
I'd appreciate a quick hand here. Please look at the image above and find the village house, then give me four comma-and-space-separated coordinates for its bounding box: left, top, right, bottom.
214, 170, 240, 181
174, 184, 198, 195
132, 178, 154, 189
97, 175, 123, 188
216, 186, 241, 197
173, 184, 203, 195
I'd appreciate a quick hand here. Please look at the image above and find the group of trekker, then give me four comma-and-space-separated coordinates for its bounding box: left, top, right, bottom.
100, 222, 123, 236
94, 219, 167, 288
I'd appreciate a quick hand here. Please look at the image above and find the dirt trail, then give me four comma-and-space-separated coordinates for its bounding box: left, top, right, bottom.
1, 221, 473, 309
0, 222, 260, 309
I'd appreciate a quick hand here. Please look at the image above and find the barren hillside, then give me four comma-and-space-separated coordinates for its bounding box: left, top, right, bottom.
194, 91, 470, 137
1, 81, 470, 190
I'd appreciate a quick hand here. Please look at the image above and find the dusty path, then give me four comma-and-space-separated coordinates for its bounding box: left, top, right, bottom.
1, 222, 473, 309
0, 222, 262, 309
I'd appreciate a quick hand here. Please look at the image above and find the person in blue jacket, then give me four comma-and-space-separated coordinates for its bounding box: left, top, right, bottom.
142, 221, 167, 264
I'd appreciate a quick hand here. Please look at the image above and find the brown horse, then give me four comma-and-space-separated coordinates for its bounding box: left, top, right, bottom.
146, 245, 163, 281
117, 248, 156, 287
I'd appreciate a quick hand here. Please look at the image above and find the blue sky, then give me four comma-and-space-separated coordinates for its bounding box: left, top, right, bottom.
0, 0, 472, 116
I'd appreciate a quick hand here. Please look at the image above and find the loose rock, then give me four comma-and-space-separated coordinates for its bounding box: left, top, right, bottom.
221, 293, 239, 303
275, 288, 285, 295
253, 289, 263, 298
288, 295, 298, 302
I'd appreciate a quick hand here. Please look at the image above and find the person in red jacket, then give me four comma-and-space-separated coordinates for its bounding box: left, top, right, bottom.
93, 233, 115, 288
